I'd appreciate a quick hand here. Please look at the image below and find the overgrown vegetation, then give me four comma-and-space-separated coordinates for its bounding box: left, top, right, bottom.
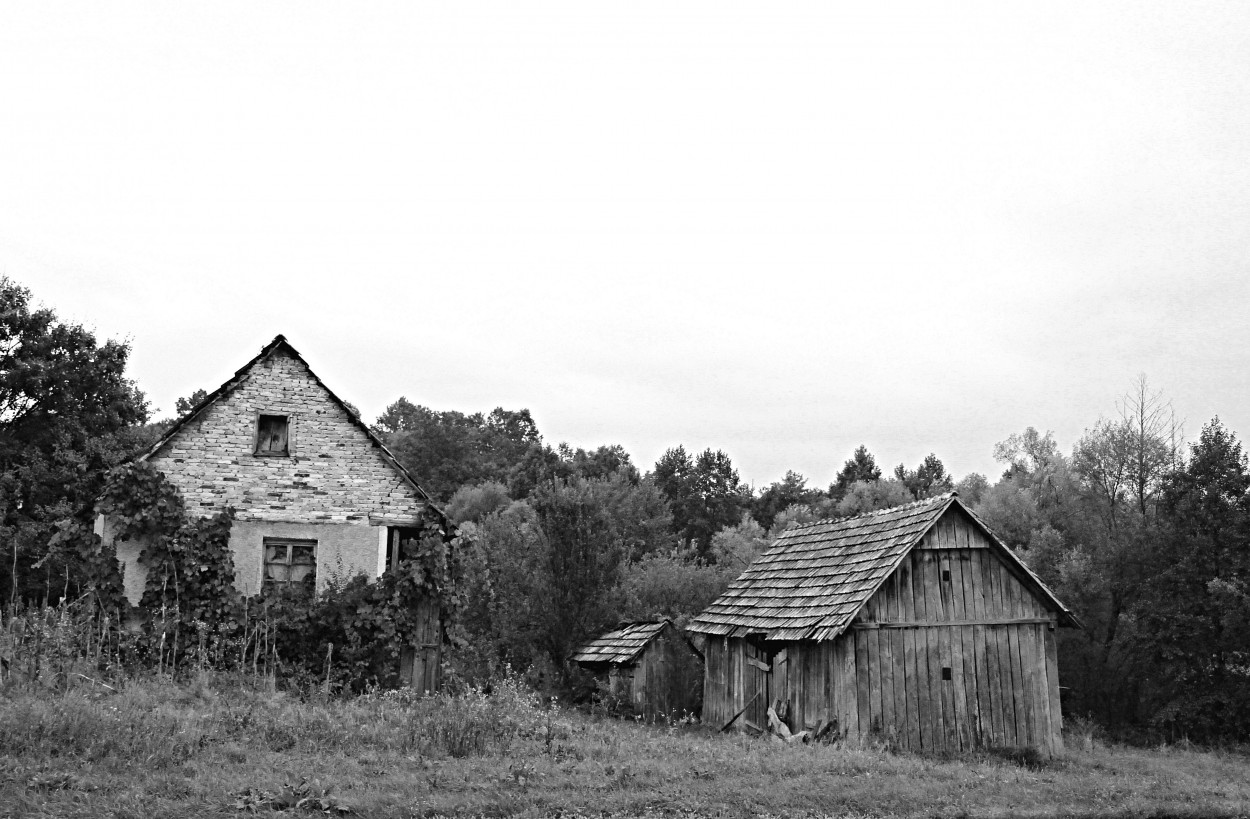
1, 673, 1248, 818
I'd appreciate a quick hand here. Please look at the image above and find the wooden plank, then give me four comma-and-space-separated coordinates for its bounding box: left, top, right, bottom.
878, 616, 895, 740
947, 554, 970, 751
1030, 624, 1052, 757
986, 550, 1014, 745
891, 624, 908, 748
830, 639, 842, 736
958, 551, 985, 747
842, 634, 859, 738
898, 555, 921, 751
1003, 581, 1029, 747
993, 552, 1027, 747
919, 550, 945, 750
971, 551, 996, 747
955, 554, 983, 748
908, 556, 932, 750
932, 551, 958, 750
1015, 587, 1038, 749
886, 569, 909, 751
855, 629, 871, 738
851, 617, 1057, 629
868, 628, 884, 735
1021, 622, 1042, 751
1045, 626, 1064, 753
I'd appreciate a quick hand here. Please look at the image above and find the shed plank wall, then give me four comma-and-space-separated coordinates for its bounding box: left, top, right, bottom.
708, 510, 1064, 755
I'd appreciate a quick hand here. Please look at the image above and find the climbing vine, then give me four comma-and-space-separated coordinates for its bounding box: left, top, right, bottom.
95, 462, 240, 666
264, 514, 465, 691
94, 461, 464, 689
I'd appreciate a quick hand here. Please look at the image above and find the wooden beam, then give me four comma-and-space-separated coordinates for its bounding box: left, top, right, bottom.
852, 617, 1056, 629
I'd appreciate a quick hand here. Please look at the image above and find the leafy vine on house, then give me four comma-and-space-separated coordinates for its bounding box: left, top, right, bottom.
93, 335, 460, 690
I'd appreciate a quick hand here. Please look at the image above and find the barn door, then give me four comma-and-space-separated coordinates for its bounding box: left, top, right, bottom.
743, 640, 771, 731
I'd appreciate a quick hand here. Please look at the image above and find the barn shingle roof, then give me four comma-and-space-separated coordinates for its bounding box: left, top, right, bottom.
688, 492, 1076, 642
570, 620, 676, 665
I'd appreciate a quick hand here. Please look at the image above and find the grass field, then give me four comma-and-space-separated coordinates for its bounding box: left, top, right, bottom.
1, 674, 1248, 819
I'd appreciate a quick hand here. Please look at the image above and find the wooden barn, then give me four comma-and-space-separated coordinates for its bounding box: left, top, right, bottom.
570, 619, 704, 720
688, 493, 1079, 755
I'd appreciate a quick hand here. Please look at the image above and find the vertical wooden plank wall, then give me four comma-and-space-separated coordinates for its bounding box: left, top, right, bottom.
702, 509, 1064, 755
836, 508, 1063, 754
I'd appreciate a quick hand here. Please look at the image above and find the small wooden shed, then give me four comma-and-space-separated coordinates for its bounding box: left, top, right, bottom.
571, 619, 704, 720
689, 493, 1079, 755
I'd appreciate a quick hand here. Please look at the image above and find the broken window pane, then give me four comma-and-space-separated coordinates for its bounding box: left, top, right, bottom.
263, 538, 316, 592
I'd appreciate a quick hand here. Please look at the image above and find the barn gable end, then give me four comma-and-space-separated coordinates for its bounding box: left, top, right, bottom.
690, 494, 1077, 755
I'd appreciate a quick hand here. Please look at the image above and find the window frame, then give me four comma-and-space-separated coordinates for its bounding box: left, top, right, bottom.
253, 411, 294, 457
261, 537, 318, 592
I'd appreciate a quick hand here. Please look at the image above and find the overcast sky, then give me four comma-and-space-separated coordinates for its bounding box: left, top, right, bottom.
2, 2, 1248, 490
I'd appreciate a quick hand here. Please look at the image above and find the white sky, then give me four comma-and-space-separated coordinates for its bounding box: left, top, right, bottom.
2, 2, 1249, 490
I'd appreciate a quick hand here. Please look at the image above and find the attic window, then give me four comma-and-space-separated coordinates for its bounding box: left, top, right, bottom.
256, 414, 289, 456
264, 538, 316, 590
941, 666, 952, 681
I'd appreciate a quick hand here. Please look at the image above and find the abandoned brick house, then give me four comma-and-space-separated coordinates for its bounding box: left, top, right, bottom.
570, 619, 704, 720
96, 334, 448, 689
689, 493, 1079, 755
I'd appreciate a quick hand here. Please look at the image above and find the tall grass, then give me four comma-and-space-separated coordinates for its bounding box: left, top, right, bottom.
1, 672, 1249, 818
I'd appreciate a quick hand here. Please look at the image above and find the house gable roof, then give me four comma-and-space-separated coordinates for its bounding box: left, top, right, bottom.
142, 334, 441, 516
688, 492, 1077, 641
570, 619, 700, 665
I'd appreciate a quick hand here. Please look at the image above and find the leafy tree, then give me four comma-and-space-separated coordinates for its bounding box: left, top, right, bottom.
835, 479, 914, 517
1137, 419, 1250, 739
619, 551, 738, 625
453, 470, 669, 681
893, 453, 955, 499
652, 446, 748, 558
751, 470, 821, 530
955, 472, 989, 505
0, 278, 150, 607
374, 398, 544, 500
566, 444, 640, 484
174, 389, 209, 416
530, 478, 626, 669
711, 514, 771, 569
829, 445, 882, 501
445, 480, 513, 525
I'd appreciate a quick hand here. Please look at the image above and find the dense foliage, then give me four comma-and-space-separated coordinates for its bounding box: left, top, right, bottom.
0, 278, 151, 608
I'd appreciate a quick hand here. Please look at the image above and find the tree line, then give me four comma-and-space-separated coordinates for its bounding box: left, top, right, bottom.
1, 276, 1248, 741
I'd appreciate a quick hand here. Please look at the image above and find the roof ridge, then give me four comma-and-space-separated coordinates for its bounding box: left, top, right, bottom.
782, 490, 957, 533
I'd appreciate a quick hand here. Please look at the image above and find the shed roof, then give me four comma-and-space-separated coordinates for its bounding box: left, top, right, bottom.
688, 492, 1077, 642
140, 334, 442, 519
570, 619, 687, 665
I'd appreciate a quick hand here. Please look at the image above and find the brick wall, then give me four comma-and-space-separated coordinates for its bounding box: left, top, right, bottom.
148, 347, 428, 524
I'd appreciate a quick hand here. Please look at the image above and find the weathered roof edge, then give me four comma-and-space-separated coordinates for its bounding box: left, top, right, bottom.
686, 493, 956, 640
138, 334, 445, 522
570, 618, 704, 664
689, 490, 1079, 640
810, 492, 958, 641
777, 491, 958, 539
817, 492, 1080, 637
